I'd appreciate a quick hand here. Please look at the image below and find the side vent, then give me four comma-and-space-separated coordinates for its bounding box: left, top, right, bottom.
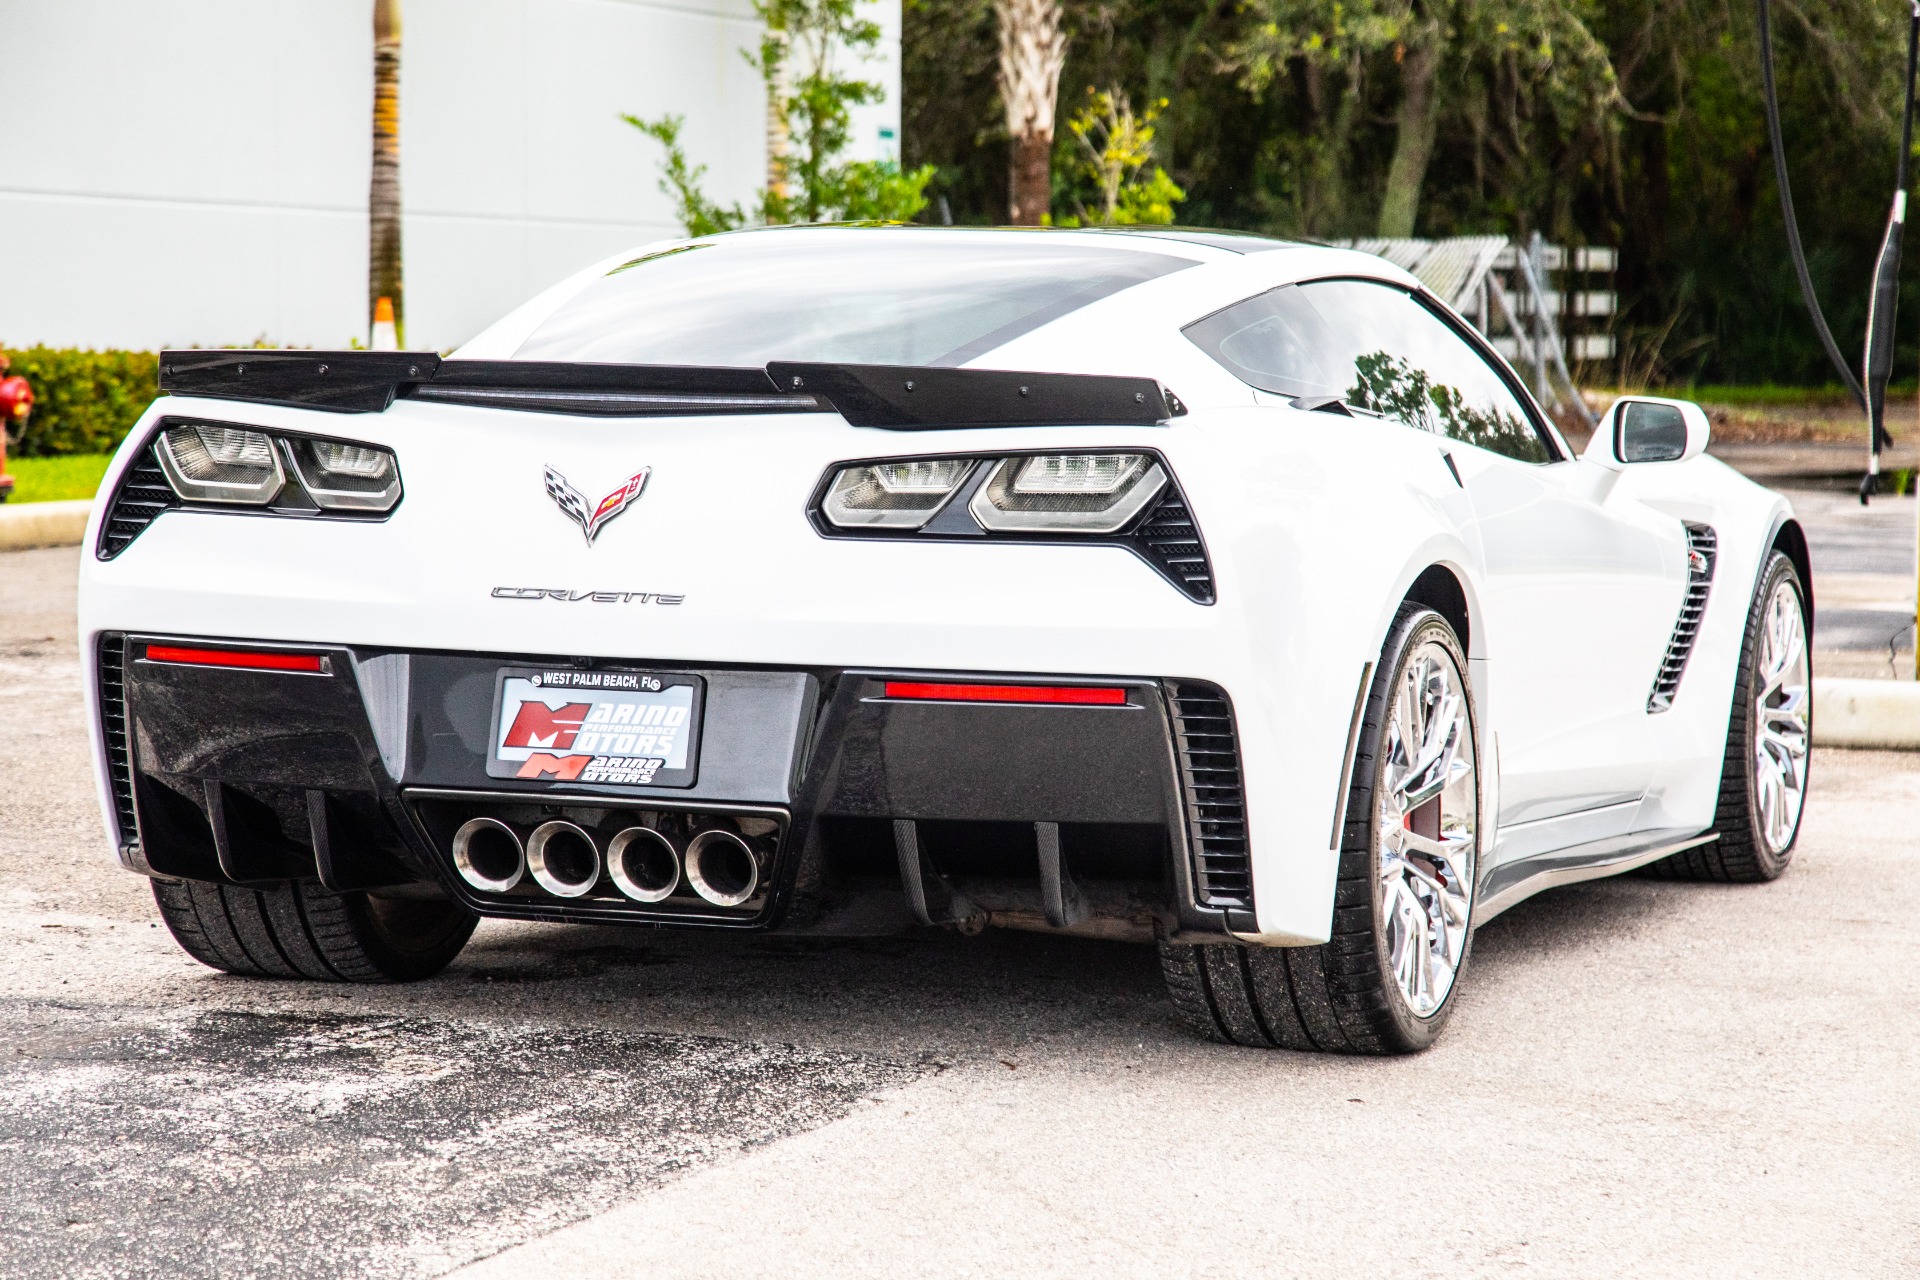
97, 632, 141, 853
97, 443, 178, 559
1132, 489, 1215, 605
1648, 522, 1717, 712
1166, 680, 1251, 910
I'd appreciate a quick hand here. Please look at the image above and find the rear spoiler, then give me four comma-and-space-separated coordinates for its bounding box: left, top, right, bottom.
157, 350, 1183, 430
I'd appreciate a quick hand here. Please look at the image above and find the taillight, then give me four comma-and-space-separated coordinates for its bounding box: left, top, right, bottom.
821, 458, 973, 528
882, 681, 1128, 705
282, 437, 403, 511
155, 424, 285, 505
968, 453, 1166, 533
152, 421, 401, 514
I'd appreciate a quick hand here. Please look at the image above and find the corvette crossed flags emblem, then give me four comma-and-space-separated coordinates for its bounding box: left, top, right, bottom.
543, 465, 651, 545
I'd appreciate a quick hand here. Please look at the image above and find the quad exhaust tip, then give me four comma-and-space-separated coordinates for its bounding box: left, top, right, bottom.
452, 817, 526, 893
526, 819, 602, 898
684, 828, 761, 908
607, 826, 680, 903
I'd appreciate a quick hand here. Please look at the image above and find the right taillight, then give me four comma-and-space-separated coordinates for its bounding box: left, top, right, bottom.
969, 453, 1167, 533
821, 457, 973, 528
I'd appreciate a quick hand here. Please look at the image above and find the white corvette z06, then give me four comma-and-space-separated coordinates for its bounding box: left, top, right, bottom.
79, 228, 1812, 1053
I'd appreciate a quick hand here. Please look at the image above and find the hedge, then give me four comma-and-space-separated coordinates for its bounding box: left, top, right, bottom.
2, 346, 159, 457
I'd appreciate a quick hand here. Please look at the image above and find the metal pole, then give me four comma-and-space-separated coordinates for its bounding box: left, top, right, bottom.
1530, 231, 1549, 402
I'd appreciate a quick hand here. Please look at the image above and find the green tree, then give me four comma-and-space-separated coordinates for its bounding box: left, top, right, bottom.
1058, 88, 1185, 225
620, 115, 748, 237
630, 0, 936, 233
1230, 0, 1619, 237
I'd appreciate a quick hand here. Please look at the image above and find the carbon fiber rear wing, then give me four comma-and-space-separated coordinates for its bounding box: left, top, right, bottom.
157, 350, 1183, 429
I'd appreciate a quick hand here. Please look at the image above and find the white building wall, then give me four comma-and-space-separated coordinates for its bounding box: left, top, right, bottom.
0, 0, 900, 354
0, 1, 371, 351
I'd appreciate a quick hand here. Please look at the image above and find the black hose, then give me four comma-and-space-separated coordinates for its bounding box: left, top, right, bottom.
1860, 3, 1920, 463
1755, 0, 1867, 410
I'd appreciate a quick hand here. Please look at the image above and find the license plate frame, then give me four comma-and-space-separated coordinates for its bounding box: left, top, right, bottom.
486, 666, 704, 789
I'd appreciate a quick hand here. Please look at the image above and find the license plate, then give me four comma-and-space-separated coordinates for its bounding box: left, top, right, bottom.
487, 667, 703, 788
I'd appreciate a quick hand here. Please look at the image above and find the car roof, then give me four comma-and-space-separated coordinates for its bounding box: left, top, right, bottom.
455, 224, 1420, 367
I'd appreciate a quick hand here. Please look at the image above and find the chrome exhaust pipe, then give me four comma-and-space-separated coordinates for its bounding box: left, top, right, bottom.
452, 817, 526, 893
607, 826, 681, 903
684, 828, 761, 907
526, 820, 602, 898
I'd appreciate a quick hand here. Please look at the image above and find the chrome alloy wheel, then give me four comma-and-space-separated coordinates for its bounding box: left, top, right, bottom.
1378, 638, 1478, 1018
1754, 578, 1811, 854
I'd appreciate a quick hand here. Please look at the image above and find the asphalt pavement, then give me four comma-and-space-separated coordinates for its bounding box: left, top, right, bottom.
2, 509, 1916, 1278
1790, 487, 1916, 675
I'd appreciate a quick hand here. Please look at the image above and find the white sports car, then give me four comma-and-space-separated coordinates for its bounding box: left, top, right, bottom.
79, 227, 1812, 1053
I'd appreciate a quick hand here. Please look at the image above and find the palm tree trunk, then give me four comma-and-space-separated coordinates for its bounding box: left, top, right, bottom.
996, 0, 1066, 225
763, 24, 792, 206
1377, 36, 1442, 238
370, 0, 404, 342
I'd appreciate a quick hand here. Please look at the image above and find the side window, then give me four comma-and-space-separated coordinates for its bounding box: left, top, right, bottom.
1184, 279, 1555, 464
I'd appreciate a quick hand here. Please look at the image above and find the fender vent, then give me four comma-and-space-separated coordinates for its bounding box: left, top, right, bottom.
1648, 523, 1717, 712
1131, 490, 1215, 605
97, 443, 178, 560
97, 632, 140, 851
1166, 680, 1251, 909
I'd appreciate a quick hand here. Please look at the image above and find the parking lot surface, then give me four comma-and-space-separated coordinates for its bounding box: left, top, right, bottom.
2, 509, 1916, 1278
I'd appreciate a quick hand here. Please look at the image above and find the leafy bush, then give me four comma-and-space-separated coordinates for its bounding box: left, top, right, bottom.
2, 346, 159, 457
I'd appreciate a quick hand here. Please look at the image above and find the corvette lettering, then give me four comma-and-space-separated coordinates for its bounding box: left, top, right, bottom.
491, 587, 685, 604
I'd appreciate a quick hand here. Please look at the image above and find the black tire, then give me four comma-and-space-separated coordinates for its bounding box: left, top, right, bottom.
1642, 550, 1811, 883
1161, 604, 1480, 1054
151, 878, 477, 982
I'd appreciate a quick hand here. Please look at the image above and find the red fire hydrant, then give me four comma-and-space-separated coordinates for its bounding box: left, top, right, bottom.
0, 356, 33, 502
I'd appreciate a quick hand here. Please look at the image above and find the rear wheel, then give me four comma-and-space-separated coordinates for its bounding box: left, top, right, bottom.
1161, 604, 1480, 1053
152, 878, 476, 982
1643, 550, 1810, 882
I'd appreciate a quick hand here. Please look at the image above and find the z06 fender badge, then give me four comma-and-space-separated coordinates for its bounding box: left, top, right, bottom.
545, 465, 650, 545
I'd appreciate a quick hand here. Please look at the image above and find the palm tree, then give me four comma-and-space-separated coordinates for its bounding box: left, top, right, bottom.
995, 0, 1066, 225
370, 0, 404, 343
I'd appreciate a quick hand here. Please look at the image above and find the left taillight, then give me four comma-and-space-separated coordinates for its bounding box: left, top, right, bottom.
153, 422, 401, 513
282, 437, 403, 511
155, 424, 285, 505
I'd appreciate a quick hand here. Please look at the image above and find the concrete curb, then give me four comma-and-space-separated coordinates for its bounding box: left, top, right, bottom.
1814, 678, 1920, 750
0, 499, 92, 551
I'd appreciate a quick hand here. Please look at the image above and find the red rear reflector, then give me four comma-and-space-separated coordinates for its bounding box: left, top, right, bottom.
143, 644, 326, 673
882, 681, 1126, 706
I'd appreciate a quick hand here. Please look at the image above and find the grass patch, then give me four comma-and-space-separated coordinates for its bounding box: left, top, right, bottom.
1664, 382, 1916, 408
4, 453, 113, 503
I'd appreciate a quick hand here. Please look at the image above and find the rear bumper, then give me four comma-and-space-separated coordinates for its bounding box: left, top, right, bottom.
95, 633, 1257, 941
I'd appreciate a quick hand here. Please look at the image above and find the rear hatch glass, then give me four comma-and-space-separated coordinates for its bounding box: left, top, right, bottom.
514, 232, 1194, 369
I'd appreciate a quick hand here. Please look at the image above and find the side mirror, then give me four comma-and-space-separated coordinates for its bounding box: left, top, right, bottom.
1585, 396, 1711, 468
1578, 396, 1709, 502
